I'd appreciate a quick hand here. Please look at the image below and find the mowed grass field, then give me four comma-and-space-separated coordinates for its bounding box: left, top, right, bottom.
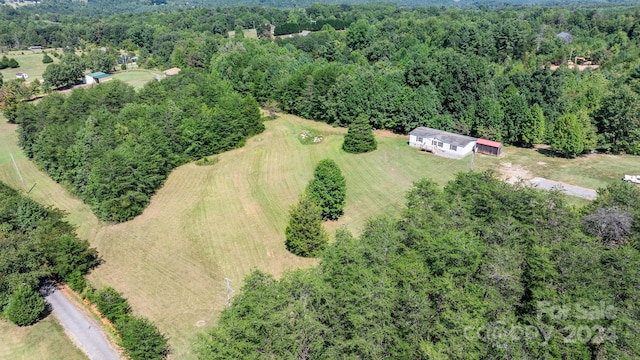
0, 111, 638, 358
111, 69, 158, 90
0, 49, 60, 84
0, 317, 87, 360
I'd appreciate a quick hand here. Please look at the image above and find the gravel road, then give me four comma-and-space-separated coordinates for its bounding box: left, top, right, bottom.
42, 282, 122, 360
529, 177, 598, 200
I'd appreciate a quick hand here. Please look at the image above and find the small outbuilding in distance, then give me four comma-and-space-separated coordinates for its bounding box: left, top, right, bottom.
84, 72, 112, 85
476, 138, 503, 156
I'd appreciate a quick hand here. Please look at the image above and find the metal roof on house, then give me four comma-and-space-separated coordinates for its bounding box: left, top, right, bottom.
477, 138, 503, 148
86, 72, 111, 79
410, 127, 477, 147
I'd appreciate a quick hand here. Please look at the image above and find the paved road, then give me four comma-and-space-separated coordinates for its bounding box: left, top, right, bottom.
42, 282, 122, 360
529, 177, 598, 200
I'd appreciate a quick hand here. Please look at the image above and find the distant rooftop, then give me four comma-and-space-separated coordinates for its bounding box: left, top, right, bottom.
86, 72, 111, 79
556, 32, 572, 43
410, 127, 476, 147
164, 67, 181, 76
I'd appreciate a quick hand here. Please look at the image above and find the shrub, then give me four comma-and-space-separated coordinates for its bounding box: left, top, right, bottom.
116, 315, 170, 360
93, 287, 130, 323
4, 285, 46, 326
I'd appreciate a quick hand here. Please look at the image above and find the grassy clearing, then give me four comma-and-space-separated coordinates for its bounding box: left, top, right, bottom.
0, 112, 637, 358
0, 49, 60, 84
0, 317, 87, 360
111, 69, 158, 90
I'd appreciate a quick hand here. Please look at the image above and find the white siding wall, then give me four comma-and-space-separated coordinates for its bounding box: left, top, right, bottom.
85, 75, 96, 85
409, 135, 476, 158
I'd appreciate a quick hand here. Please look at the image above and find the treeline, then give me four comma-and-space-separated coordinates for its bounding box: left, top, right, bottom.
211, 7, 640, 156
2, 3, 632, 155
13, 72, 263, 222
197, 171, 640, 359
0, 181, 99, 326
273, 18, 351, 36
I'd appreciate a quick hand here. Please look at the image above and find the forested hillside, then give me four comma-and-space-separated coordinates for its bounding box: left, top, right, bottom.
197, 171, 640, 359
7, 0, 638, 17
13, 73, 263, 222
4, 4, 640, 157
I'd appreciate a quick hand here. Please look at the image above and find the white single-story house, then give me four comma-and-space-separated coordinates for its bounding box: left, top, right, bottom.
84, 72, 112, 85
15, 72, 28, 79
409, 127, 477, 159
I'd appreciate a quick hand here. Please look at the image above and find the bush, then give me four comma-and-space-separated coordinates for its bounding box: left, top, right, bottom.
93, 287, 130, 323
343, 114, 377, 154
42, 52, 54, 64
116, 315, 170, 360
4, 285, 46, 326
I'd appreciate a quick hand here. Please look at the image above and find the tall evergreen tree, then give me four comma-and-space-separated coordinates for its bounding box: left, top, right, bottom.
550, 113, 584, 157
342, 114, 377, 153
520, 104, 545, 147
285, 193, 328, 257
306, 159, 346, 220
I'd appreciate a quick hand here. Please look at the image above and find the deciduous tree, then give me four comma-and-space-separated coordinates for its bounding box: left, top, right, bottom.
306, 159, 346, 220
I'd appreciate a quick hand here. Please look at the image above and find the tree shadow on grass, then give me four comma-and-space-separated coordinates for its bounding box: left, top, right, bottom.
536, 147, 568, 158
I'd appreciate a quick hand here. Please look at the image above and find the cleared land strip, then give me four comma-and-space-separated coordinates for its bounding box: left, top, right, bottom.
41, 282, 121, 360
529, 177, 598, 200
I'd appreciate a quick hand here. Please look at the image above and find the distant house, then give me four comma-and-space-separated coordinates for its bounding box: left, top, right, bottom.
84, 72, 112, 85
409, 127, 477, 159
15, 72, 28, 79
28, 46, 43, 50
556, 32, 572, 44
476, 138, 503, 156
164, 67, 181, 76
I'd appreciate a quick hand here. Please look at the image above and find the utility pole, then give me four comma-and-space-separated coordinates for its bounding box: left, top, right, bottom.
225, 278, 234, 307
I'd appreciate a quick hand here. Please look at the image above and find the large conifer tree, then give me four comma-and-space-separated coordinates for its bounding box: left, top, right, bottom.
342, 115, 377, 153
285, 193, 328, 257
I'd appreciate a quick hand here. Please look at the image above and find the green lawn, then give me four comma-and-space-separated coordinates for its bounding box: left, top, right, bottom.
0, 317, 87, 360
0, 49, 60, 84
0, 112, 638, 359
111, 69, 158, 90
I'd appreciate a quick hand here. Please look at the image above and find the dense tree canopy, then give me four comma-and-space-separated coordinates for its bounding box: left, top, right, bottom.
13, 71, 264, 222
0, 181, 99, 326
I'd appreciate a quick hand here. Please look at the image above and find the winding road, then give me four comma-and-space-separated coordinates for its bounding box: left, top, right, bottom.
41, 282, 122, 360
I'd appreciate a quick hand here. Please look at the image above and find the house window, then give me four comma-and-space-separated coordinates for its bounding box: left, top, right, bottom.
450, 144, 457, 151
432, 140, 438, 146
437, 141, 443, 148
417, 137, 423, 143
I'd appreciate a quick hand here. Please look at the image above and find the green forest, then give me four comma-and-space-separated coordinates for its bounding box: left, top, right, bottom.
2, 3, 640, 161
0, 181, 99, 325
198, 172, 640, 359
1, 1, 640, 359
12, 73, 263, 222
